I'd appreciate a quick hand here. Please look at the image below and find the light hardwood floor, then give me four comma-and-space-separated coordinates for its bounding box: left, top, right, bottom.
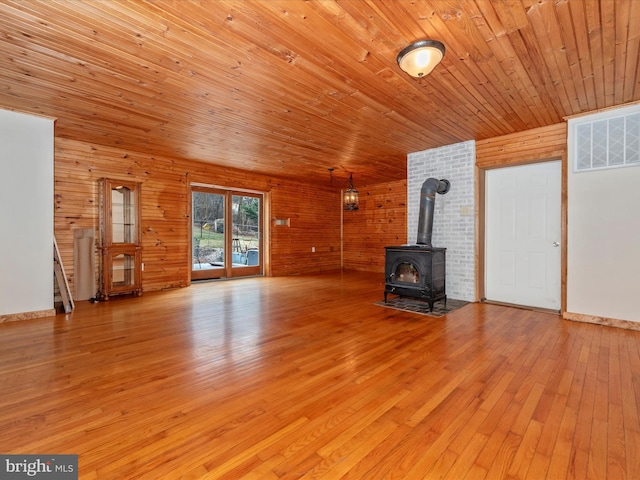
1, 271, 639, 479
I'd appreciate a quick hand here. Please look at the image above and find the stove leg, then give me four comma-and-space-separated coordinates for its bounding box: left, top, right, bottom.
428, 300, 434, 312
384, 292, 388, 303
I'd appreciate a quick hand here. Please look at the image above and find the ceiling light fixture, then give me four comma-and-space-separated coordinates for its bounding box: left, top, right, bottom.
397, 39, 445, 78
343, 173, 359, 211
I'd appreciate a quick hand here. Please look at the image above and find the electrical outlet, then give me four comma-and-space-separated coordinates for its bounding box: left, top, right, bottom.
312, 247, 316, 253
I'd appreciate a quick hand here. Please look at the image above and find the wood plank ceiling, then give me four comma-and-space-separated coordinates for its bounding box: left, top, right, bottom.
0, 0, 638, 186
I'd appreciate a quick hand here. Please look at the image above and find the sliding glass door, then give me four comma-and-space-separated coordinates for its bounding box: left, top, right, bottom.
192, 188, 226, 280
191, 186, 262, 280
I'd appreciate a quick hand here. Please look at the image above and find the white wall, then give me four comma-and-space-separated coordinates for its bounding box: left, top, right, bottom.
567, 104, 640, 324
0, 109, 54, 316
407, 141, 476, 302
567, 165, 640, 323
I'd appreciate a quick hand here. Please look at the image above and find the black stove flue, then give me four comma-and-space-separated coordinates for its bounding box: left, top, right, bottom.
384, 177, 450, 312
416, 178, 450, 247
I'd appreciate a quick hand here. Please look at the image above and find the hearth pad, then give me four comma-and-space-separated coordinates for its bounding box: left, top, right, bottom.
375, 297, 469, 318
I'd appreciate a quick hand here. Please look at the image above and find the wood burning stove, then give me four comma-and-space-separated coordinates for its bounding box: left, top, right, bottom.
384, 246, 446, 311
384, 177, 450, 312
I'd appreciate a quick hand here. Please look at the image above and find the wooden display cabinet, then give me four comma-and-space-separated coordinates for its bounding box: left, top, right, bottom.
98, 178, 142, 299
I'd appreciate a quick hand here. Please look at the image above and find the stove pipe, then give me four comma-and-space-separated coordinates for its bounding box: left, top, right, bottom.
417, 177, 450, 246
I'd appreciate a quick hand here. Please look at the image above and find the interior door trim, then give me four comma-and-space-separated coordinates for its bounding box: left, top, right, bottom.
476, 156, 567, 313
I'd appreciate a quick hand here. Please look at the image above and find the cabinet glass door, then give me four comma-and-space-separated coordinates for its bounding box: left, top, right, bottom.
111, 252, 136, 288
111, 185, 136, 243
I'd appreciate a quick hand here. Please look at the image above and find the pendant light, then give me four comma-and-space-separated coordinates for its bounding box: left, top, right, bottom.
343, 173, 359, 211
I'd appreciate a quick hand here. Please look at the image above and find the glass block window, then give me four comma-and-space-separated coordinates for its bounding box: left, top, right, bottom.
571, 105, 640, 172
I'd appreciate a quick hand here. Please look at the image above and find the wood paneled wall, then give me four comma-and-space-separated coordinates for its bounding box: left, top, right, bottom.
476, 122, 567, 168
342, 180, 407, 273
54, 138, 342, 296
270, 181, 342, 277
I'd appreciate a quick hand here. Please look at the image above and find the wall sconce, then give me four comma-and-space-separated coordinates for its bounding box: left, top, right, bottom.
397, 40, 445, 78
343, 173, 359, 211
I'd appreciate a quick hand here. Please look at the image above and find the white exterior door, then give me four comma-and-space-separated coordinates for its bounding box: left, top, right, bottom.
485, 161, 561, 310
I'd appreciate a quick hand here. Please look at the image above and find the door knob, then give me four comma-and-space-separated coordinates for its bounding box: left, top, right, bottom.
552, 241, 560, 247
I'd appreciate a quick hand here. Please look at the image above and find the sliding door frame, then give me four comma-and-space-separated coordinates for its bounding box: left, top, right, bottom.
189, 183, 268, 282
